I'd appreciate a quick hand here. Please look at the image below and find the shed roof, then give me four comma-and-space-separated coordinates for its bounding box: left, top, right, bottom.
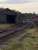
0, 8, 18, 15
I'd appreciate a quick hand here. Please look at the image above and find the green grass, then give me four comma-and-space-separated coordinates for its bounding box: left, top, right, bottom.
0, 24, 16, 30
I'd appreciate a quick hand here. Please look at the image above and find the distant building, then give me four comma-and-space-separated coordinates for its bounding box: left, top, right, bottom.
0, 8, 17, 24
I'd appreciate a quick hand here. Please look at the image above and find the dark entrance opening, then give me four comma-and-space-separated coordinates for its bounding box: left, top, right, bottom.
7, 15, 17, 24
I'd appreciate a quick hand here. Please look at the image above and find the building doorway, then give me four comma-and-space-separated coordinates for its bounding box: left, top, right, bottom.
7, 15, 17, 24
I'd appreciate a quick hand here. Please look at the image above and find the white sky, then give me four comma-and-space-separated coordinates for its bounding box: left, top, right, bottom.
0, 0, 38, 13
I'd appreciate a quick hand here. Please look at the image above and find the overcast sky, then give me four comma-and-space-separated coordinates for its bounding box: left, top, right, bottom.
0, 0, 38, 3
0, 0, 38, 13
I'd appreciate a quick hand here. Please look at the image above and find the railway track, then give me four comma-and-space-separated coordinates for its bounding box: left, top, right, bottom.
0, 23, 32, 48
0, 23, 32, 40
